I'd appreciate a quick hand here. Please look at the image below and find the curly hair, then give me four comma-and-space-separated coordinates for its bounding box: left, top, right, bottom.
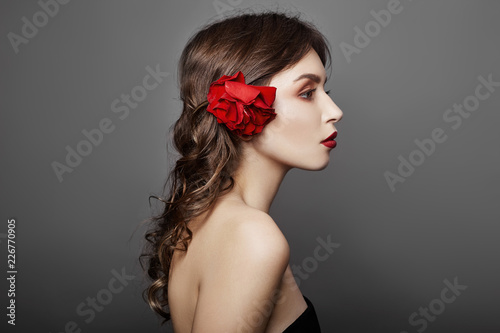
140, 9, 332, 323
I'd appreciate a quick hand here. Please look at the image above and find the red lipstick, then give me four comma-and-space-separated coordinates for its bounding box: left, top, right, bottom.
321, 131, 337, 149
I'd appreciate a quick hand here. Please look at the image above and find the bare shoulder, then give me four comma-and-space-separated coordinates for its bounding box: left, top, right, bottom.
212, 203, 290, 266
191, 203, 291, 332
189, 200, 290, 273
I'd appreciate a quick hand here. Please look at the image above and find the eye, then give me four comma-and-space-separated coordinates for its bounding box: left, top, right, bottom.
326, 90, 331, 96
299, 89, 316, 100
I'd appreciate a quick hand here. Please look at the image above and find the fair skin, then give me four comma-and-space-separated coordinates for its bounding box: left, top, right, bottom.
168, 49, 343, 333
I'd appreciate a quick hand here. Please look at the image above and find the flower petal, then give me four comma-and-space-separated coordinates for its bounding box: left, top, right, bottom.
205, 71, 277, 136
255, 86, 277, 106
225, 81, 260, 104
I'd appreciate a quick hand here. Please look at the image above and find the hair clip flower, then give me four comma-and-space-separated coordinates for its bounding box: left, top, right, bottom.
206, 71, 277, 136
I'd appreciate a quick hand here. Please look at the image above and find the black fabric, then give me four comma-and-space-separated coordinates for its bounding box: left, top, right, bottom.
282, 295, 321, 332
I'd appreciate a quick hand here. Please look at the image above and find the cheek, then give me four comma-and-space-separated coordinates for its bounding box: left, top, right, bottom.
259, 101, 319, 154
273, 101, 318, 145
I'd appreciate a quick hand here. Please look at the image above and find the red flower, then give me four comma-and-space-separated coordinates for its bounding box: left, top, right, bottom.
206, 71, 277, 136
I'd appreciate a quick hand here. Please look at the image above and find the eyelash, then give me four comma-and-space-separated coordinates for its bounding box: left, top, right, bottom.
300, 89, 331, 100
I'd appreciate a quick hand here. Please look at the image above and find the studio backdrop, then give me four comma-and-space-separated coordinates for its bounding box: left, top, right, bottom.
1, 0, 499, 332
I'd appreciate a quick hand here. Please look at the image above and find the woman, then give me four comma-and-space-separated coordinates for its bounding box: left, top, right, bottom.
141, 10, 343, 332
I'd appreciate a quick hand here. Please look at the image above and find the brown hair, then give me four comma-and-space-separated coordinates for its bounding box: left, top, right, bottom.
140, 9, 331, 323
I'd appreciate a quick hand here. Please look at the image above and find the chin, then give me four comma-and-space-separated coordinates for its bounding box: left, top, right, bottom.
296, 157, 330, 171
313, 161, 330, 171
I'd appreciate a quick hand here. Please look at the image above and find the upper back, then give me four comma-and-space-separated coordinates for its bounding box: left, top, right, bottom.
167, 197, 291, 332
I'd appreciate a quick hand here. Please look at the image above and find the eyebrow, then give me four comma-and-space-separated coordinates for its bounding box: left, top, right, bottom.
293, 73, 327, 85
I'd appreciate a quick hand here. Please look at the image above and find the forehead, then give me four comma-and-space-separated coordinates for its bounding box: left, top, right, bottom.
269, 49, 326, 87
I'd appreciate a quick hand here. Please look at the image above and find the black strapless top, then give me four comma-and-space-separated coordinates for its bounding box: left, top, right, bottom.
282, 295, 321, 332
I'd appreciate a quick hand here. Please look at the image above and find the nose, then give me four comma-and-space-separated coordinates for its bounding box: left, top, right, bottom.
322, 92, 343, 124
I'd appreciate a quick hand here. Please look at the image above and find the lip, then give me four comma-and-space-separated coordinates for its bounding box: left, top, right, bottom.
321, 131, 337, 149
321, 131, 337, 142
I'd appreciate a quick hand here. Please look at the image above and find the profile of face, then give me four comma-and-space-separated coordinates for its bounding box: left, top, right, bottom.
248, 48, 343, 171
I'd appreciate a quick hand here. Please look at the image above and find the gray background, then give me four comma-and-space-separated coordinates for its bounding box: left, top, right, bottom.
1, 0, 499, 332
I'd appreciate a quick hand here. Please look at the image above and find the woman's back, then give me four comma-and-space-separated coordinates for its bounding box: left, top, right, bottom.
168, 196, 309, 332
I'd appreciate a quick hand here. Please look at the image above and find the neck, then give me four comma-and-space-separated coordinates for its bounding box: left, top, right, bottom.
222, 146, 291, 214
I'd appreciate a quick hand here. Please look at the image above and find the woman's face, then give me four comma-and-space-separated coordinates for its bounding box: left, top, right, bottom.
249, 48, 343, 171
